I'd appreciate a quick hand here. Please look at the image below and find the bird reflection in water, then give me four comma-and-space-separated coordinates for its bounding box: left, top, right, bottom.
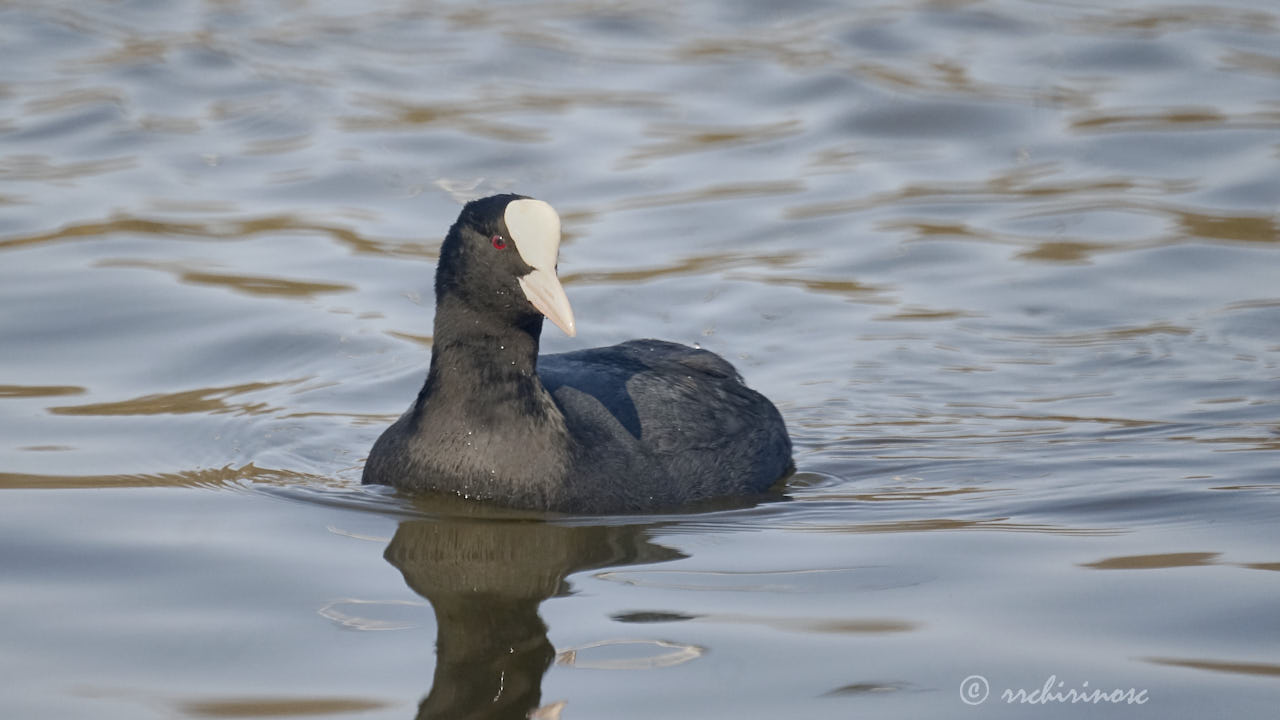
383, 505, 686, 719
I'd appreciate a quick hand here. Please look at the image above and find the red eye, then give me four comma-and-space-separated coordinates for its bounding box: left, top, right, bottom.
491, 235, 507, 250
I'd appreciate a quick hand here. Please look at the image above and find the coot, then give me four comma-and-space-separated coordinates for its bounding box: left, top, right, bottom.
362, 194, 792, 512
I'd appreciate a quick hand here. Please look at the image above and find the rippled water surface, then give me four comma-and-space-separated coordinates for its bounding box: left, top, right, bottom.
2, 0, 1278, 717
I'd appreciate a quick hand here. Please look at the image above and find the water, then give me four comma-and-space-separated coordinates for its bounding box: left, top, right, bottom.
2, 0, 1278, 717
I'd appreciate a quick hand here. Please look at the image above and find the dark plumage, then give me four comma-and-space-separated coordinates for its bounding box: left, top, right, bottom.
362, 194, 792, 513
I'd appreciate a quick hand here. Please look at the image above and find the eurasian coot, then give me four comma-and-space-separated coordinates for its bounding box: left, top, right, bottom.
362, 194, 792, 512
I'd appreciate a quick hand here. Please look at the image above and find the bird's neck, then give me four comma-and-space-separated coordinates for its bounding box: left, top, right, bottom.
412, 292, 566, 441
422, 294, 543, 396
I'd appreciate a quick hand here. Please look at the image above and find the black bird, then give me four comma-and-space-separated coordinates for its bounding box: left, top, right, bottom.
362, 194, 792, 512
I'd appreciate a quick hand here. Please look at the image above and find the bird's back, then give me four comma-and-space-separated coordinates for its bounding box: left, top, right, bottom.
538, 339, 792, 511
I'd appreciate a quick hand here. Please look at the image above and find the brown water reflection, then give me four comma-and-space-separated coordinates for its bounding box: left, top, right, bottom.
0, 214, 425, 258
1071, 106, 1280, 132
341, 90, 662, 140
0, 463, 317, 489
1081, 551, 1222, 569
1076, 5, 1277, 33
1144, 657, 1280, 679
563, 250, 803, 286
99, 260, 353, 299
622, 119, 804, 167
177, 696, 391, 718
700, 614, 917, 635
786, 169, 1188, 220
1082, 552, 1280, 571
0, 384, 86, 398
1223, 49, 1280, 77
0, 153, 137, 181
49, 380, 300, 416
792, 517, 1121, 536
611, 180, 807, 211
